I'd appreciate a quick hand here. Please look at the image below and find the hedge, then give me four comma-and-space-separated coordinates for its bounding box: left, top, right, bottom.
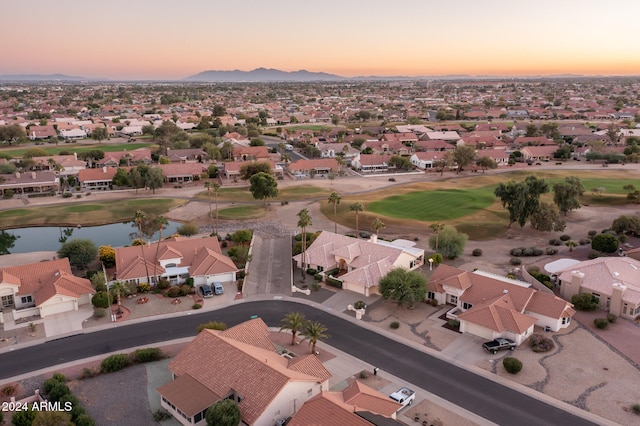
326, 276, 343, 288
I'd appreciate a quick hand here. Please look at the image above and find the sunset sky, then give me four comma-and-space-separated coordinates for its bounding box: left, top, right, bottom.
3, 0, 639, 80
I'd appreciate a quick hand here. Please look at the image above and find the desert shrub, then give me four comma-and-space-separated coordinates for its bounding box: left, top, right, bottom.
0, 384, 16, 397
153, 409, 172, 422
179, 284, 192, 296
527, 265, 540, 274
428, 253, 444, 265
510, 247, 524, 256
100, 354, 131, 373
93, 308, 106, 319
588, 250, 602, 259
429, 299, 438, 307
311, 281, 321, 292
522, 247, 534, 256
530, 271, 551, 283
192, 303, 202, 309
545, 247, 558, 255
177, 222, 199, 236
306, 268, 317, 275
221, 240, 228, 248
532, 247, 543, 256
578, 238, 591, 245
137, 282, 151, 293
606, 313, 617, 323
588, 230, 597, 237
197, 321, 228, 333
549, 239, 562, 246
354, 300, 366, 309
594, 318, 609, 329
510, 257, 522, 265
572, 293, 598, 311
326, 276, 343, 288
91, 291, 110, 308
132, 348, 163, 363
529, 334, 555, 353
591, 233, 619, 253
503, 357, 523, 374
472, 248, 483, 256
46, 381, 71, 401
390, 321, 400, 329
62, 192, 73, 198
157, 278, 170, 290
80, 368, 98, 379
167, 286, 181, 297
359, 370, 370, 379
559, 234, 571, 241
447, 319, 460, 328
314, 273, 323, 281
632, 403, 640, 415
506, 273, 517, 279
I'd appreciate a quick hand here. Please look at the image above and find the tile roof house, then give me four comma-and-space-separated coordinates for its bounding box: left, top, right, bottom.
0, 258, 94, 321
287, 158, 339, 177
428, 265, 575, 344
165, 148, 208, 163
112, 236, 237, 287
0, 171, 59, 197
288, 379, 403, 426
157, 318, 331, 426
158, 163, 207, 184
95, 148, 152, 168
520, 145, 558, 162
31, 154, 86, 176
556, 257, 640, 320
352, 153, 394, 173
293, 232, 424, 297
410, 151, 447, 170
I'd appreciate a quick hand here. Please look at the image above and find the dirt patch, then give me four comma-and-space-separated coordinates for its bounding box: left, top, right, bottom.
405, 399, 477, 426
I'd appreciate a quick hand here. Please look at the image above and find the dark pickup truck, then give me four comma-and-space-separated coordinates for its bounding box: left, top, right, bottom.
482, 338, 516, 354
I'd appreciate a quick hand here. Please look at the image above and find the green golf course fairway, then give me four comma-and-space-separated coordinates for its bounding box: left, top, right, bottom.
367, 187, 496, 221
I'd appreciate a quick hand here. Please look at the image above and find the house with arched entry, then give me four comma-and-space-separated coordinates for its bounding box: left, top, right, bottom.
292, 231, 424, 297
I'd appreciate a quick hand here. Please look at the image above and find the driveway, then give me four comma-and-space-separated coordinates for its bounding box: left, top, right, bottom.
244, 234, 292, 296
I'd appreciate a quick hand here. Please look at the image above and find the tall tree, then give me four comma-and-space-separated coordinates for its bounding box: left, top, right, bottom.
145, 167, 164, 194
91, 126, 108, 143
530, 202, 566, 232
328, 191, 341, 233
239, 162, 272, 180
297, 208, 312, 277
129, 167, 145, 194
553, 176, 584, 216
494, 176, 549, 228
134, 210, 152, 285
429, 222, 445, 253
302, 321, 330, 354
349, 202, 364, 238
371, 217, 385, 235
379, 267, 427, 309
249, 172, 278, 206
279, 312, 307, 345
57, 239, 98, 269
476, 156, 498, 173
428, 225, 468, 259
453, 144, 476, 173
206, 399, 240, 426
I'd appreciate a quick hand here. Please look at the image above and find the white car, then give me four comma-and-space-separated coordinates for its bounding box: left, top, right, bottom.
389, 387, 415, 408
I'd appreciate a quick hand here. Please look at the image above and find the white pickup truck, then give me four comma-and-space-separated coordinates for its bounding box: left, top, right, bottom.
389, 387, 416, 408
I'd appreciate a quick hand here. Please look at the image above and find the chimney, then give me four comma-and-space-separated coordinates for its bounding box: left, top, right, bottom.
370, 234, 378, 244
102, 166, 107, 173
31, 172, 37, 179
74, 152, 78, 160
610, 282, 627, 317
15, 172, 20, 178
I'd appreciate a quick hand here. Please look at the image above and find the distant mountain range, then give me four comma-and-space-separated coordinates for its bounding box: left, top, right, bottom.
184, 67, 346, 82
0, 70, 629, 83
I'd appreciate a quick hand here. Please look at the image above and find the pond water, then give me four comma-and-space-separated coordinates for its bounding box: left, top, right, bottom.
1, 221, 182, 254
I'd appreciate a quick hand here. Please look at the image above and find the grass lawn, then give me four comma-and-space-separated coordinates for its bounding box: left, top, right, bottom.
0, 198, 183, 228
0, 142, 155, 158
217, 205, 266, 220
196, 184, 331, 203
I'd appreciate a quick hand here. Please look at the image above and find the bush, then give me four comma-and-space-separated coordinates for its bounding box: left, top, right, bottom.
311, 281, 321, 292
549, 239, 562, 246
472, 248, 483, 256
632, 403, 640, 415
193, 303, 202, 309
428, 253, 443, 265
313, 273, 323, 282
594, 318, 609, 329
157, 278, 170, 289
447, 319, 460, 328
588, 250, 602, 259
93, 308, 106, 319
306, 268, 317, 275
100, 354, 131, 373
390, 321, 400, 329
503, 357, 523, 374
221, 240, 228, 248
326, 276, 343, 288
0, 384, 16, 397
177, 222, 199, 236
591, 233, 619, 253
62, 192, 73, 198
80, 368, 98, 379
572, 293, 598, 311
179, 284, 192, 296
606, 313, 617, 323
545, 247, 558, 255
359, 370, 370, 379
132, 348, 163, 363
91, 291, 110, 308
167, 286, 181, 297
137, 282, 150, 293
588, 230, 597, 237
578, 238, 591, 245
429, 299, 438, 307
529, 334, 555, 353
153, 409, 173, 422
559, 234, 571, 241
510, 257, 522, 265
354, 300, 366, 309
3, 189, 14, 199
197, 321, 228, 333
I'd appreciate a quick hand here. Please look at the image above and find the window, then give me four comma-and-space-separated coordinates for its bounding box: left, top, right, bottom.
448, 294, 458, 305
623, 304, 628, 315
427, 291, 435, 300
591, 293, 600, 303
21, 295, 33, 304
562, 317, 570, 325
462, 302, 473, 310
307, 388, 312, 397
317, 266, 323, 272
606, 297, 611, 309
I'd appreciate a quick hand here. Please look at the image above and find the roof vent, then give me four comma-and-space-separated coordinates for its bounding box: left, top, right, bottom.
503, 289, 508, 294
613, 271, 619, 277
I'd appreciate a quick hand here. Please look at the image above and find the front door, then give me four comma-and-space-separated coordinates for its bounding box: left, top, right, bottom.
1, 294, 14, 308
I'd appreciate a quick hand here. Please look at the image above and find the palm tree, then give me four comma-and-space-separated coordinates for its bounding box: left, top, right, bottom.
134, 210, 151, 285
153, 215, 169, 280
328, 191, 341, 234
279, 312, 307, 346
204, 181, 213, 229
110, 281, 128, 315
297, 208, 312, 278
350, 202, 364, 238
371, 217, 385, 235
302, 321, 330, 354
430, 222, 445, 253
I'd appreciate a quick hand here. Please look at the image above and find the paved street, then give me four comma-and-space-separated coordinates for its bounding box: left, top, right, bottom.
0, 300, 597, 426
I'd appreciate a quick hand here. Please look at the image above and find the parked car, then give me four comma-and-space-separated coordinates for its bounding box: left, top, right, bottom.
198, 284, 213, 298
389, 387, 415, 408
482, 338, 516, 354
212, 282, 224, 295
